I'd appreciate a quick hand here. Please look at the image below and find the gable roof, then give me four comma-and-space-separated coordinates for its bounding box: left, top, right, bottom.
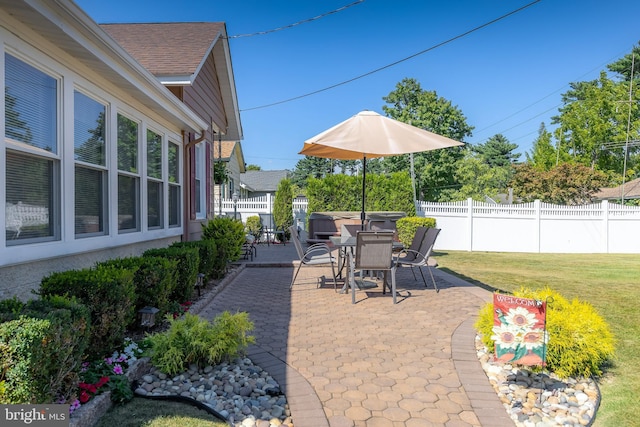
240, 170, 290, 193
100, 22, 224, 79
213, 140, 237, 161
593, 178, 640, 200
101, 22, 242, 141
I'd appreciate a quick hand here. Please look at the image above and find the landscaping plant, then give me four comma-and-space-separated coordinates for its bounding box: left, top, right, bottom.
475, 286, 615, 378
201, 217, 246, 276
395, 216, 436, 247
38, 265, 136, 360
143, 311, 255, 376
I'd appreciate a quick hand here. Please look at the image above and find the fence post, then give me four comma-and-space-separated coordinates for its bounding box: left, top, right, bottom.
602, 200, 609, 253
467, 198, 473, 251
534, 199, 541, 253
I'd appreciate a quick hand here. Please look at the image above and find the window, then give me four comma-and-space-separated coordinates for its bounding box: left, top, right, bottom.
117, 114, 139, 232
147, 129, 163, 229
194, 142, 206, 219
168, 142, 180, 227
5, 53, 59, 243
74, 90, 107, 236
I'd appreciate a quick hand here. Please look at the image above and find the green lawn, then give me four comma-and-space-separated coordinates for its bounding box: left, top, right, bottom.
434, 251, 639, 427
94, 397, 229, 427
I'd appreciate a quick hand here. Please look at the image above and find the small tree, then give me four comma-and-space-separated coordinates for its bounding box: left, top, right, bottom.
273, 179, 294, 239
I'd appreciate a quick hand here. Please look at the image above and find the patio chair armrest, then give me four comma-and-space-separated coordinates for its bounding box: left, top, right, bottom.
306, 242, 332, 252
304, 245, 332, 258
394, 249, 422, 262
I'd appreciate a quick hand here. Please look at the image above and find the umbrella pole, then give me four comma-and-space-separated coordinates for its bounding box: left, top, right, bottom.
361, 156, 367, 230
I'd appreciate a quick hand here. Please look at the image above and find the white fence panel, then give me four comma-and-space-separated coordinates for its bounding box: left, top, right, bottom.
215, 196, 640, 254
418, 198, 640, 254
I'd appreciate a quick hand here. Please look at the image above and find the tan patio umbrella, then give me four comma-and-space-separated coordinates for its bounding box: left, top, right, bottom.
299, 110, 464, 227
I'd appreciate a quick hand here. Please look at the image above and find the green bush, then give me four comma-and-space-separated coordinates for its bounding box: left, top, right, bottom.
143, 246, 199, 303
475, 286, 615, 378
201, 217, 246, 277
143, 311, 255, 376
97, 256, 177, 324
396, 217, 436, 247
38, 266, 135, 360
245, 215, 262, 238
0, 296, 90, 403
306, 172, 415, 214
274, 178, 294, 238
171, 240, 217, 282
0, 297, 25, 322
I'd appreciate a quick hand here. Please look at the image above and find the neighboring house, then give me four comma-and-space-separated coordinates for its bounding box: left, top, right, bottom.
101, 22, 243, 240
240, 170, 290, 198
212, 140, 246, 200
0, 1, 241, 300
593, 178, 640, 202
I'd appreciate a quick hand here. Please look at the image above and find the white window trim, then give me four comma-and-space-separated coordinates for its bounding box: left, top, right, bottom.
1, 35, 186, 267
195, 141, 206, 220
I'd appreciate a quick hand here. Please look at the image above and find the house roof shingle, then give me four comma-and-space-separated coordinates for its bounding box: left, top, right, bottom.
593, 178, 640, 200
100, 22, 225, 78
240, 170, 290, 193
212, 140, 236, 160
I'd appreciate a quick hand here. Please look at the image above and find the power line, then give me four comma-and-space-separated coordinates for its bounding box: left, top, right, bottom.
474, 49, 632, 139
241, 0, 542, 112
228, 1, 365, 39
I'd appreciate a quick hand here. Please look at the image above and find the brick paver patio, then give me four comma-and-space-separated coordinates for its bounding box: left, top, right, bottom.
194, 243, 513, 427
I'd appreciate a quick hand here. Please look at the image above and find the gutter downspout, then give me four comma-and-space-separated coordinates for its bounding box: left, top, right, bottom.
182, 129, 207, 241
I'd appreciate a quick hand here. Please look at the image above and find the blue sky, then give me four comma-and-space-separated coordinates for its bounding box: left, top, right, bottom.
76, 0, 640, 171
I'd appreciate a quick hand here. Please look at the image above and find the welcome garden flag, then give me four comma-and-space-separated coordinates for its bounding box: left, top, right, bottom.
492, 293, 548, 366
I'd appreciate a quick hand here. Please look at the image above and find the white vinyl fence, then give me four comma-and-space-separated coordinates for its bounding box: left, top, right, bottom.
418, 199, 640, 254
215, 196, 640, 254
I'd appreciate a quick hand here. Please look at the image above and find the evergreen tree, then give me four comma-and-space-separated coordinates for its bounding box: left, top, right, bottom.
273, 178, 294, 236
472, 134, 520, 168
381, 77, 473, 201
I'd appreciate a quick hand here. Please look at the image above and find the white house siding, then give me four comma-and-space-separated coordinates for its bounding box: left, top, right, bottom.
0, 2, 206, 300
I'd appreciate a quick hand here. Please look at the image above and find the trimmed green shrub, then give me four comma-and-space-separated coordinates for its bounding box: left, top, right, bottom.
0, 297, 25, 322
306, 172, 415, 215
38, 266, 135, 360
143, 246, 199, 303
273, 178, 294, 239
171, 239, 217, 282
143, 311, 255, 376
475, 286, 615, 378
396, 216, 436, 247
97, 256, 177, 324
201, 217, 245, 277
0, 296, 90, 403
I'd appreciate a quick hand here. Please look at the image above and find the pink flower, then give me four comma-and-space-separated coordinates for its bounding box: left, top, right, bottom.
113, 364, 123, 375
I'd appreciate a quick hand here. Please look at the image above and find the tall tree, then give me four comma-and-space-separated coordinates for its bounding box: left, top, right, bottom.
451, 149, 512, 201
607, 42, 640, 82
245, 164, 261, 171
290, 156, 333, 187
553, 71, 639, 173
526, 123, 561, 170
510, 162, 608, 205
381, 78, 473, 201
472, 134, 520, 168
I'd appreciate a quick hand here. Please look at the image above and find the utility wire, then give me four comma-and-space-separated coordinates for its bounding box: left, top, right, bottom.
241, 0, 542, 112
228, 0, 365, 38
474, 49, 632, 139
